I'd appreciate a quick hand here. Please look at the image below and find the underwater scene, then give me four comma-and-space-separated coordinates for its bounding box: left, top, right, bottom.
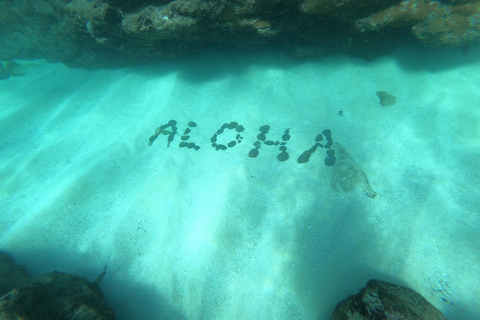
1, 45, 479, 319
1, 1, 480, 319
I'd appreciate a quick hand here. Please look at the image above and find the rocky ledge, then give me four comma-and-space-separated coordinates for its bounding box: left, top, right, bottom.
0, 251, 115, 320
1, 0, 479, 67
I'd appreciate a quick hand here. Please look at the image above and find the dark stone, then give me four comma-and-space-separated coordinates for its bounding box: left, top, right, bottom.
216, 144, 227, 150
280, 142, 286, 146
259, 125, 270, 133
179, 142, 187, 147
324, 156, 336, 166
227, 141, 236, 148
167, 135, 174, 142
188, 121, 197, 127
264, 140, 274, 145
330, 279, 447, 320
187, 142, 195, 148
257, 133, 266, 141
236, 134, 240, 139
282, 134, 290, 141
298, 151, 311, 163
322, 129, 331, 137
168, 120, 176, 127
236, 126, 245, 132
253, 141, 261, 149
217, 129, 224, 135
316, 142, 324, 148
210, 134, 217, 143
181, 135, 190, 141
315, 134, 323, 142
277, 152, 289, 161
184, 128, 191, 134
148, 135, 157, 142
308, 145, 317, 153
194, 145, 200, 150
327, 149, 335, 157
211, 143, 217, 148
0, 251, 115, 320
279, 146, 287, 151
228, 122, 238, 129
284, 128, 290, 134
274, 141, 279, 145
248, 149, 259, 158
221, 123, 229, 130
325, 141, 333, 149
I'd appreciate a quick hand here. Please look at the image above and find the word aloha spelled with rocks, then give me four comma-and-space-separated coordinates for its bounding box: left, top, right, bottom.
148, 120, 336, 166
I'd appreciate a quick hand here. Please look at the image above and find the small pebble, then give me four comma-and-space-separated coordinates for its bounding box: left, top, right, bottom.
282, 134, 290, 141
326, 150, 335, 157
184, 128, 191, 134
259, 125, 270, 133
308, 145, 317, 153
315, 134, 323, 142
194, 145, 200, 150
248, 149, 259, 158
236, 125, 245, 132
149, 135, 157, 142
168, 120, 176, 126
179, 142, 187, 148
298, 151, 311, 163
216, 144, 227, 150
187, 142, 195, 149
322, 129, 331, 138
277, 152, 289, 161
181, 135, 190, 141
257, 133, 266, 141
221, 123, 229, 130
264, 140, 274, 145
254, 141, 261, 149
236, 134, 240, 139
228, 122, 238, 129
210, 135, 217, 143
217, 129, 224, 135
228, 141, 236, 148
279, 146, 287, 151
188, 121, 197, 127
324, 156, 336, 166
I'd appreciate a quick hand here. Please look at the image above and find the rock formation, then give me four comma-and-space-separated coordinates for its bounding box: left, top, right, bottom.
0, 0, 479, 67
330, 279, 447, 320
0, 251, 115, 320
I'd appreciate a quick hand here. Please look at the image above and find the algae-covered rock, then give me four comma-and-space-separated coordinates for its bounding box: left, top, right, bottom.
375, 91, 397, 107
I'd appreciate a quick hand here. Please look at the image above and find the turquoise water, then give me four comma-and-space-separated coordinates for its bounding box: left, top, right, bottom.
1, 45, 479, 319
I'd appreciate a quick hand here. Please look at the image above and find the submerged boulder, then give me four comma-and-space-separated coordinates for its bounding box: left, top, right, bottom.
330, 279, 447, 320
0, 251, 115, 320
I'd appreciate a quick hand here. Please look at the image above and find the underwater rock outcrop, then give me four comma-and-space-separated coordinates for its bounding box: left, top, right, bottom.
0, 0, 479, 67
0, 251, 115, 320
330, 279, 447, 320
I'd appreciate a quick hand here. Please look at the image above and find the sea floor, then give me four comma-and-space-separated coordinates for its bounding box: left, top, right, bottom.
1, 45, 479, 319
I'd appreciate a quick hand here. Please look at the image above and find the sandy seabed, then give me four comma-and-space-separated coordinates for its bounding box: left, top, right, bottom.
1, 45, 479, 320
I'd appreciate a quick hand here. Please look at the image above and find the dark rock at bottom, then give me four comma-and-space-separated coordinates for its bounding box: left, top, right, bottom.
0, 251, 115, 320
330, 279, 447, 320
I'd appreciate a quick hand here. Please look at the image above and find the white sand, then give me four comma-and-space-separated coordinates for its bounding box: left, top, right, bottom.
1, 45, 479, 319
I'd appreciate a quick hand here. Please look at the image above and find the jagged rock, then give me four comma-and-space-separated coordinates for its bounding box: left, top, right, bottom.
0, 0, 478, 67
0, 251, 115, 320
355, 0, 480, 47
330, 279, 447, 320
